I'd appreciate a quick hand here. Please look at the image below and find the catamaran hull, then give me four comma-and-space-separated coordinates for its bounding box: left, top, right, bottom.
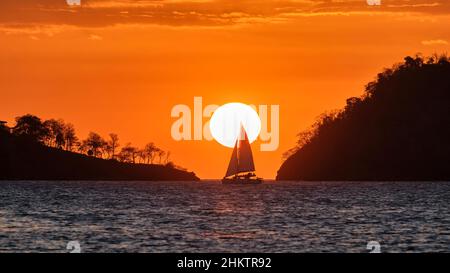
222, 178, 263, 185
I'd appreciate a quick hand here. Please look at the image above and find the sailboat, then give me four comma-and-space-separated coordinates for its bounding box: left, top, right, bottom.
222, 125, 263, 185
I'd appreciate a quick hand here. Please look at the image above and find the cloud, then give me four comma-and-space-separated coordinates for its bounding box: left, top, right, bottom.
0, 24, 71, 36
0, 0, 449, 30
387, 2, 441, 9
422, 39, 449, 46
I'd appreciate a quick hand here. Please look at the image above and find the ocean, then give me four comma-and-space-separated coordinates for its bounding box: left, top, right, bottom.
0, 181, 449, 253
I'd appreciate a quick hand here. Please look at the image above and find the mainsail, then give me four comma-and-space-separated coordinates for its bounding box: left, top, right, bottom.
225, 125, 256, 177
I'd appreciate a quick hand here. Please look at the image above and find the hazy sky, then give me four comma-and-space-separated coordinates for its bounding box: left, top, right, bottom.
1, 0, 449, 178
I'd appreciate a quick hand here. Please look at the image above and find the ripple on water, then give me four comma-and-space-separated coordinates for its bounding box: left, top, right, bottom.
0, 181, 449, 252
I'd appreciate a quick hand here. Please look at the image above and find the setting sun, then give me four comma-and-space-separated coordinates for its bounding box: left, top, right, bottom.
209, 103, 261, 148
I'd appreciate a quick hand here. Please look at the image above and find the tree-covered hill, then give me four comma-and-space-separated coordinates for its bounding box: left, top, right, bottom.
0, 120, 199, 181
277, 54, 450, 181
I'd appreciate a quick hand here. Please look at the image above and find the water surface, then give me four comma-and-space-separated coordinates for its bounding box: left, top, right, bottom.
0, 181, 449, 252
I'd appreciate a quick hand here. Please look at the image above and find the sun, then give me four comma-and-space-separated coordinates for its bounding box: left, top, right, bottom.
209, 102, 261, 148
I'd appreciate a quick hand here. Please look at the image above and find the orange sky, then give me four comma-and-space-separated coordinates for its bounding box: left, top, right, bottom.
1, 0, 449, 178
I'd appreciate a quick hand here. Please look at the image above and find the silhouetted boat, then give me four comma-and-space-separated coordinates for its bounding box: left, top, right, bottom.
222, 125, 263, 185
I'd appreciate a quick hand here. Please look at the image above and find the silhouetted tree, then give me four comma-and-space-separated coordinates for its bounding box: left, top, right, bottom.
119, 143, 139, 163
44, 119, 66, 148
63, 123, 78, 151
137, 149, 147, 164
157, 148, 165, 164
77, 141, 88, 154
164, 151, 171, 165
13, 114, 49, 143
144, 142, 157, 164
82, 132, 106, 158
115, 151, 128, 163
103, 142, 113, 159
107, 133, 120, 160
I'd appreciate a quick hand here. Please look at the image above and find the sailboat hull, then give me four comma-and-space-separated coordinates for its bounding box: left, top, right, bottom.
222, 177, 263, 185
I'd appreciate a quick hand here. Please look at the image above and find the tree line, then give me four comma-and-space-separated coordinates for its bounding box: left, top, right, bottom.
1, 114, 171, 165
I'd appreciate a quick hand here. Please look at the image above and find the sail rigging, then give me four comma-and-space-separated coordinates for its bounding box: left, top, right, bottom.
225, 125, 256, 177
